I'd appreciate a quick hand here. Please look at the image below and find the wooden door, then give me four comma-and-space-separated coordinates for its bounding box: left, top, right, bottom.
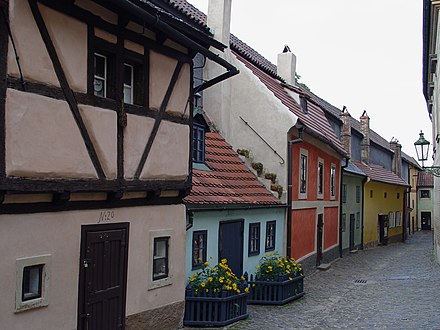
421, 212, 431, 230
78, 223, 129, 330
218, 220, 244, 276
349, 214, 355, 250
316, 214, 323, 266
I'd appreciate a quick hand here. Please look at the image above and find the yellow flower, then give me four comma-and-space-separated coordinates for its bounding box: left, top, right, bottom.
252, 284, 256, 287
206, 289, 209, 293
236, 289, 241, 293
289, 277, 293, 281
201, 282, 206, 288
221, 258, 227, 264
204, 261, 210, 267
244, 287, 250, 293
256, 265, 260, 269
208, 277, 213, 282
241, 276, 245, 281
189, 277, 195, 282
219, 277, 224, 283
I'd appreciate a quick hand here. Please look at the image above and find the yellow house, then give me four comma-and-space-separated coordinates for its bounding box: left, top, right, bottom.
353, 161, 409, 247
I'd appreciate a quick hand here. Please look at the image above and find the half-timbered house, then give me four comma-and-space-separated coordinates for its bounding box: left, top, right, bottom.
0, 0, 237, 329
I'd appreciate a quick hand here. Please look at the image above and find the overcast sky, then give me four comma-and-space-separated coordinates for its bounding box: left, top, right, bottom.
187, 0, 432, 165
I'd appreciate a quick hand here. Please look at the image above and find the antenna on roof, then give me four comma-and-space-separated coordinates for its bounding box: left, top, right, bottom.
283, 45, 291, 53
342, 105, 347, 112
362, 110, 367, 116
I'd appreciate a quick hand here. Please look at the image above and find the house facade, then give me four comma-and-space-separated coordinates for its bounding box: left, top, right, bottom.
422, 0, 440, 263
0, 0, 235, 329
184, 132, 284, 278
417, 172, 434, 230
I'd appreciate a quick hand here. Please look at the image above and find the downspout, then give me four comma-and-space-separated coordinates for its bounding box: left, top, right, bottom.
361, 176, 370, 249
106, 0, 239, 93
339, 157, 349, 258
286, 125, 304, 258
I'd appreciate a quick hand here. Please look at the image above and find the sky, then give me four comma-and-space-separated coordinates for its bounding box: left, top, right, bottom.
186, 0, 432, 165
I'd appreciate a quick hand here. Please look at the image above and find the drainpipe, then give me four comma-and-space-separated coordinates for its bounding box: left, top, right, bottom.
339, 158, 349, 258
361, 176, 370, 249
286, 125, 304, 258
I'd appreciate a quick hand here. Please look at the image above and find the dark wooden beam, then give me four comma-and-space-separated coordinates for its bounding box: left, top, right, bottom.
134, 61, 184, 179
28, 0, 106, 179
52, 191, 70, 204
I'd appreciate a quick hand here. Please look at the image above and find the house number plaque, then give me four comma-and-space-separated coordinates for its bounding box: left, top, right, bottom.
98, 210, 115, 223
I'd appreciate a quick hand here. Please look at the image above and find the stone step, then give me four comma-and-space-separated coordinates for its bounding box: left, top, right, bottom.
317, 263, 331, 271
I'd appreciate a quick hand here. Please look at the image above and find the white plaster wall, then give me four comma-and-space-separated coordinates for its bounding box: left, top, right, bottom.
141, 121, 189, 180
6, 89, 97, 179
40, 4, 88, 93
7, 0, 59, 86
79, 105, 117, 179
0, 205, 186, 330
228, 56, 298, 188
149, 51, 177, 110
167, 63, 191, 116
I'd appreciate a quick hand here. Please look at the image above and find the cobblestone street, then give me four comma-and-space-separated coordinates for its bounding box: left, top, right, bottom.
186, 231, 440, 329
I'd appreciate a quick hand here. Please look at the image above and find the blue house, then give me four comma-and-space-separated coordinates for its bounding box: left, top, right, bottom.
184, 132, 286, 278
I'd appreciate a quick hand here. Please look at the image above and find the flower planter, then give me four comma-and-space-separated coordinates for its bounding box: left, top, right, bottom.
247, 273, 304, 305
183, 288, 249, 327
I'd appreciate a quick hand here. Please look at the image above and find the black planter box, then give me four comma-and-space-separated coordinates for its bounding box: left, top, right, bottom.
183, 288, 249, 327
247, 274, 304, 305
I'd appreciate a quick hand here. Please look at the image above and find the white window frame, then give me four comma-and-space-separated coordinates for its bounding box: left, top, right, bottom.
148, 229, 174, 290
388, 211, 396, 228
299, 148, 308, 199
94, 53, 107, 98
330, 164, 336, 200
395, 211, 402, 227
317, 158, 324, 199
123, 63, 134, 104
15, 255, 51, 313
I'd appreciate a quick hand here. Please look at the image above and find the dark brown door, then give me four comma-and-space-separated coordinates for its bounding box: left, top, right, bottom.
316, 214, 323, 266
78, 223, 129, 330
421, 212, 431, 230
218, 220, 244, 276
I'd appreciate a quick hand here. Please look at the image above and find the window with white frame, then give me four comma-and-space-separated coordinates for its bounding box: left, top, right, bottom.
317, 160, 324, 198
388, 212, 395, 228
265, 221, 276, 252
153, 237, 169, 281
148, 229, 174, 290
94, 53, 107, 98
123, 63, 134, 104
192, 230, 207, 269
395, 211, 402, 227
299, 149, 308, 198
330, 165, 336, 199
249, 223, 261, 256
15, 255, 51, 313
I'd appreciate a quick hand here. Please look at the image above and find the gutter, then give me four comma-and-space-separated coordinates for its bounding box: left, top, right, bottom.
339, 157, 349, 258
361, 176, 370, 249
106, 0, 239, 93
286, 126, 304, 258
186, 204, 287, 212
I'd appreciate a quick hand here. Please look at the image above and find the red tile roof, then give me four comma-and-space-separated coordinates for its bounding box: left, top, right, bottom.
184, 133, 282, 206
417, 171, 434, 187
352, 161, 409, 187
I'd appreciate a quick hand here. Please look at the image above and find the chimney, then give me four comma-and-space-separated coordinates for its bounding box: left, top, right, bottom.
360, 111, 370, 164
390, 139, 402, 177
207, 0, 232, 46
277, 45, 297, 86
340, 106, 351, 158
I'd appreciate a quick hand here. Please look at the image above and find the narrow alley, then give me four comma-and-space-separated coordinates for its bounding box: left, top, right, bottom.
226, 231, 440, 329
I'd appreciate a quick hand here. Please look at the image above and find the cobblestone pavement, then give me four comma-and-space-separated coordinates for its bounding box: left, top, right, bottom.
185, 231, 440, 329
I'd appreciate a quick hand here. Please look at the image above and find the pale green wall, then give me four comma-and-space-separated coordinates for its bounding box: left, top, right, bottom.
418, 187, 434, 229
185, 207, 285, 281
341, 174, 364, 250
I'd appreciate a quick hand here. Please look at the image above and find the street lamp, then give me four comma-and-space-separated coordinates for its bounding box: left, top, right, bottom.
414, 130, 440, 176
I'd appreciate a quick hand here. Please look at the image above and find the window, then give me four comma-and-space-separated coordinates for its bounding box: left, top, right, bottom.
356, 186, 361, 203
395, 211, 402, 227
317, 161, 324, 198
342, 184, 347, 203
300, 95, 308, 114
192, 231, 207, 269
397, 192, 400, 199
330, 165, 336, 199
249, 223, 261, 256
356, 212, 360, 229
93, 52, 143, 105
15, 255, 51, 312
300, 152, 308, 196
342, 213, 346, 232
370, 190, 373, 198
22, 265, 43, 301
388, 212, 395, 228
153, 237, 169, 281
384, 192, 387, 198
192, 124, 205, 163
265, 221, 276, 252
94, 53, 107, 98
420, 190, 430, 198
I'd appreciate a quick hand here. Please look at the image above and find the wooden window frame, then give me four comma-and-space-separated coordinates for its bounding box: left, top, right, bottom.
153, 237, 169, 281
265, 221, 276, 252
248, 223, 261, 256
192, 230, 207, 270
192, 124, 205, 163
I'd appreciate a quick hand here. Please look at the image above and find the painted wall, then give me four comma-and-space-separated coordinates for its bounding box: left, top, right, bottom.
291, 208, 316, 261
185, 207, 285, 280
370, 144, 393, 171
363, 181, 406, 246
0, 205, 186, 330
324, 207, 339, 249
341, 174, 363, 250
409, 167, 419, 232
351, 132, 362, 161
418, 187, 434, 230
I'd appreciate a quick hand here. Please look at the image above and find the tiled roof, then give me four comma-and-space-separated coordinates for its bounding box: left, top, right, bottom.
234, 52, 347, 157
417, 171, 434, 187
184, 133, 282, 206
344, 161, 367, 177
402, 153, 422, 169
352, 161, 409, 187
